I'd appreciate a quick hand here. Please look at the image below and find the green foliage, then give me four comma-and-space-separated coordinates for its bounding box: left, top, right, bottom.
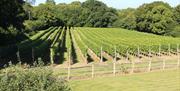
113, 8, 136, 29
135, 1, 174, 34
32, 4, 61, 26
0, 0, 25, 30
23, 2, 33, 20
166, 25, 180, 37
173, 4, 180, 24
46, 0, 55, 5
0, 65, 71, 91
76, 27, 180, 57
81, 0, 118, 27
24, 20, 47, 32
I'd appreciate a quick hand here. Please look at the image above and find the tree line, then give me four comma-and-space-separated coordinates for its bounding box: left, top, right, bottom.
0, 0, 180, 45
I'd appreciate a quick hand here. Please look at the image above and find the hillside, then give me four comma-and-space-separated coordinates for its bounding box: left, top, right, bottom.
0, 27, 180, 67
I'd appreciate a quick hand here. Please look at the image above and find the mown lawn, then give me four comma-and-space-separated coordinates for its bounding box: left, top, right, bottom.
70, 69, 180, 91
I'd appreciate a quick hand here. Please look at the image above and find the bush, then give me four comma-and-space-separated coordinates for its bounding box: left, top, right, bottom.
0, 64, 71, 91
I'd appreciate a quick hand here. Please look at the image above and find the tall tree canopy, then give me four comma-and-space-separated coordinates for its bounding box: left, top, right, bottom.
0, 0, 25, 30
113, 8, 136, 30
81, 0, 118, 27
46, 0, 55, 5
135, 1, 174, 34
173, 4, 180, 24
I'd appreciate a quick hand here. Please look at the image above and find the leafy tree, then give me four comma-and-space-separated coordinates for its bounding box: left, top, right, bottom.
25, 0, 36, 5
113, 8, 136, 29
0, 0, 25, 30
23, 2, 33, 20
81, 0, 118, 27
173, 4, 180, 24
46, 0, 55, 5
135, 1, 174, 34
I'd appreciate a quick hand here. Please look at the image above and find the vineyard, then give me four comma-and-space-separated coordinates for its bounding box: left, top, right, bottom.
0, 27, 180, 68
74, 27, 180, 63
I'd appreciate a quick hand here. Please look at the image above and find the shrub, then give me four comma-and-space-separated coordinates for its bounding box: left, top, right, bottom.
0, 64, 71, 91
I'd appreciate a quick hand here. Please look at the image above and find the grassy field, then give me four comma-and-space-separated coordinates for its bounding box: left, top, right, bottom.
70, 69, 180, 91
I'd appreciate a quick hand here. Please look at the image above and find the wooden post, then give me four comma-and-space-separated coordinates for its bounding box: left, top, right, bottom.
137, 46, 140, 58
126, 50, 129, 61
69, 48, 71, 65
113, 62, 116, 76
32, 47, 34, 62
177, 44, 180, 68
100, 46, 103, 62
67, 48, 71, 80
114, 46, 117, 62
159, 44, 161, 56
67, 66, 70, 80
16, 47, 21, 62
50, 48, 54, 64
92, 63, 94, 78
168, 44, 171, 56
148, 47, 151, 72
131, 61, 135, 73
162, 59, 166, 70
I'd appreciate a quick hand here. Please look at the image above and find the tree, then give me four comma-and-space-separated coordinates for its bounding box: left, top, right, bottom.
173, 4, 180, 24
46, 0, 55, 5
25, 0, 36, 5
113, 8, 136, 29
135, 1, 174, 34
81, 0, 118, 27
0, 0, 25, 30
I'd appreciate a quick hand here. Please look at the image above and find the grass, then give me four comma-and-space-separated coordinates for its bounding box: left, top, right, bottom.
70, 69, 180, 91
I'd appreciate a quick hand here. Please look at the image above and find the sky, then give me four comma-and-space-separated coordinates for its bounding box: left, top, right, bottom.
35, 0, 180, 9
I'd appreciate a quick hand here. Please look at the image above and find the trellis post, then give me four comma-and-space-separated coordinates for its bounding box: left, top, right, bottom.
113, 46, 117, 76
100, 46, 103, 62
148, 46, 151, 72
126, 50, 129, 61
16, 47, 21, 62
131, 61, 135, 73
92, 63, 94, 78
168, 44, 171, 56
32, 47, 34, 62
50, 48, 54, 64
177, 44, 180, 68
162, 59, 166, 70
67, 48, 71, 80
159, 44, 161, 56
67, 66, 71, 80
138, 46, 140, 58
114, 46, 117, 62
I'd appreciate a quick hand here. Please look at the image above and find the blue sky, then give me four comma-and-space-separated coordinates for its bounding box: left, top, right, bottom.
35, 0, 180, 9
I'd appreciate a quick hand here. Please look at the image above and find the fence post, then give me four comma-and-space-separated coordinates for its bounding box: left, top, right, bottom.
148, 47, 151, 72
92, 63, 94, 78
138, 46, 140, 58
131, 61, 135, 73
159, 44, 161, 56
50, 48, 54, 64
16, 47, 21, 62
162, 58, 166, 70
177, 44, 180, 68
126, 50, 129, 61
100, 46, 103, 62
114, 46, 117, 62
32, 47, 34, 62
113, 62, 116, 76
168, 44, 171, 56
67, 48, 71, 80
67, 66, 71, 80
